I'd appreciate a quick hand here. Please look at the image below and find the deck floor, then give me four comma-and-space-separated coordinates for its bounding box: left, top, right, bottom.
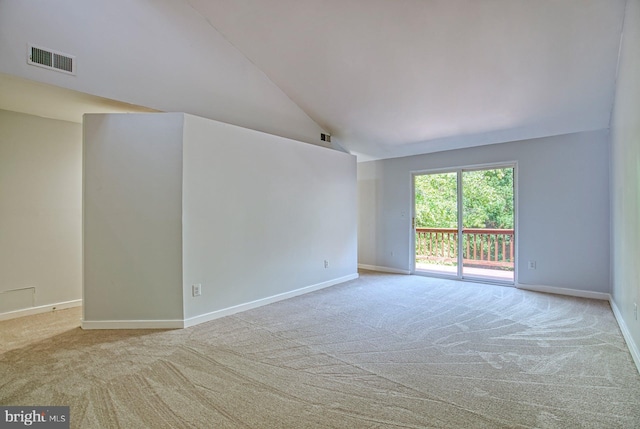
415, 262, 514, 282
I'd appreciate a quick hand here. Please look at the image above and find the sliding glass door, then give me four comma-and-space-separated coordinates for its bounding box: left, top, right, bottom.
414, 172, 459, 276
413, 166, 515, 284
461, 168, 514, 282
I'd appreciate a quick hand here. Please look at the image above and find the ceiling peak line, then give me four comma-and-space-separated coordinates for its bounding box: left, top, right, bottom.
181, 0, 330, 142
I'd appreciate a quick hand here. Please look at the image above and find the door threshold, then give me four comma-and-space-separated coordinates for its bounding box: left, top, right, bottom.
413, 270, 515, 287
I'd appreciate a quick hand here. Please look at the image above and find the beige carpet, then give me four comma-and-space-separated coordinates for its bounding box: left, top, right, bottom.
1, 271, 639, 428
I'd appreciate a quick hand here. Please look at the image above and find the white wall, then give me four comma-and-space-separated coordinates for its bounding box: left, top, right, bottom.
0, 0, 326, 147
0, 109, 81, 316
183, 116, 357, 317
82, 113, 357, 328
610, 0, 640, 367
182, 115, 357, 321
83, 114, 185, 323
358, 130, 610, 294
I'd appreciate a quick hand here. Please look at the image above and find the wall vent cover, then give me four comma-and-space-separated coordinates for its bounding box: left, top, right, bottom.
27, 44, 76, 75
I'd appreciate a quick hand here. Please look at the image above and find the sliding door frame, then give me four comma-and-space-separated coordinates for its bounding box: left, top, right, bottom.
410, 161, 518, 286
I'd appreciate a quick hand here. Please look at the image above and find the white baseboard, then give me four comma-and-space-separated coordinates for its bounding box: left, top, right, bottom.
81, 274, 359, 330
184, 273, 359, 328
0, 299, 82, 322
610, 299, 640, 374
81, 319, 184, 330
516, 283, 611, 301
358, 264, 411, 275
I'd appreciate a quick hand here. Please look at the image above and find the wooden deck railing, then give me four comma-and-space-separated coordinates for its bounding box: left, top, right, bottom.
415, 227, 514, 269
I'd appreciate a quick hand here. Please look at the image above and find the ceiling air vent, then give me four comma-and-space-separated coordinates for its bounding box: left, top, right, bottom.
27, 44, 76, 75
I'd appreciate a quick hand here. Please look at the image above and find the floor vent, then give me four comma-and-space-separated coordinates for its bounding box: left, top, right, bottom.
27, 44, 76, 75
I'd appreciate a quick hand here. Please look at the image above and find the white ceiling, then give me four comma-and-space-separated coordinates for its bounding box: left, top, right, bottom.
186, 0, 626, 160
0, 1, 627, 160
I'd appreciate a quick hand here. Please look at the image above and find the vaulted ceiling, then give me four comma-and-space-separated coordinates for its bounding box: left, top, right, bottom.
186, 0, 626, 160
0, 1, 628, 161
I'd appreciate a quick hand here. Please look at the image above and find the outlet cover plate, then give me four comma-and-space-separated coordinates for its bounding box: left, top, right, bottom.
192, 284, 202, 297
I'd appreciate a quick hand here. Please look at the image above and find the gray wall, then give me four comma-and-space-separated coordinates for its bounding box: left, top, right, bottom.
83, 114, 185, 322
0, 110, 82, 316
610, 0, 640, 363
358, 130, 610, 293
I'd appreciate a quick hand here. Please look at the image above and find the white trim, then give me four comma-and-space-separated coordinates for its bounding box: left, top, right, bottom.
80, 274, 359, 330
409, 163, 518, 283
81, 319, 184, 330
184, 273, 359, 328
0, 299, 82, 321
516, 283, 610, 300
409, 160, 519, 177
358, 264, 411, 275
456, 169, 464, 272
610, 299, 640, 374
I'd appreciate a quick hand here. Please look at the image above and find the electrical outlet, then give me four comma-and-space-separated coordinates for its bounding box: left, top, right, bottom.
324, 260, 329, 269
528, 261, 536, 270
192, 284, 202, 297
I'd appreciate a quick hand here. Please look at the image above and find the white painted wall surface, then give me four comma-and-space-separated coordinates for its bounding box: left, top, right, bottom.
358, 130, 610, 293
0, 1, 326, 147
610, 0, 640, 364
0, 109, 82, 314
182, 114, 357, 320
83, 114, 184, 322
83, 112, 356, 327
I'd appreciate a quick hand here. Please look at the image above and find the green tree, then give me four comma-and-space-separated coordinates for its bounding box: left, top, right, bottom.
415, 168, 513, 229
463, 169, 513, 229
414, 172, 457, 228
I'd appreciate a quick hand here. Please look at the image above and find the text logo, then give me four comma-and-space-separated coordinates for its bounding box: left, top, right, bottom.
0, 407, 69, 428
